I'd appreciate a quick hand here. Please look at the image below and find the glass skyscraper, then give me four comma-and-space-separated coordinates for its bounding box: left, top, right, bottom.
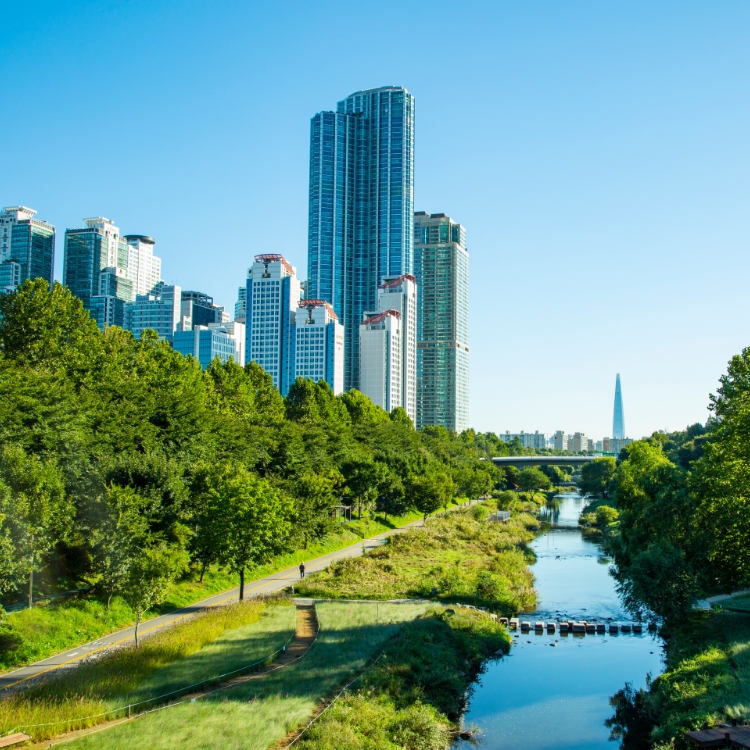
0, 206, 55, 288
308, 86, 415, 390
413, 212, 469, 433
613, 373, 625, 439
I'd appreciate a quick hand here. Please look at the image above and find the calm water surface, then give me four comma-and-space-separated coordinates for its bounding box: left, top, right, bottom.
456, 494, 663, 750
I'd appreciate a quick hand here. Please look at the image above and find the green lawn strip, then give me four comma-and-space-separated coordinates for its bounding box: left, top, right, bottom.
295, 607, 511, 750
649, 610, 750, 748
722, 594, 750, 612
0, 599, 296, 742
296, 505, 539, 614
65, 601, 432, 750
0, 515, 420, 674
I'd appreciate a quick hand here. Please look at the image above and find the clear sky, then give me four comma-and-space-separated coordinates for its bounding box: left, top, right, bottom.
3, 0, 749, 440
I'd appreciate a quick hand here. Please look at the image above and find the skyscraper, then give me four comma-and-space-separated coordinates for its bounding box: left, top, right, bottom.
413, 212, 469, 433
359, 309, 402, 413
123, 235, 161, 297
245, 254, 301, 395
124, 283, 181, 344
613, 373, 625, 439
0, 206, 55, 287
308, 86, 415, 390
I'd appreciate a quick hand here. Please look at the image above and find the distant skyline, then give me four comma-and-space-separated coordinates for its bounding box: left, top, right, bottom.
4, 0, 749, 438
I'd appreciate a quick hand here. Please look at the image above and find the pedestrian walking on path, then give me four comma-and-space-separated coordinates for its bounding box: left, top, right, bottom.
299, 562, 306, 579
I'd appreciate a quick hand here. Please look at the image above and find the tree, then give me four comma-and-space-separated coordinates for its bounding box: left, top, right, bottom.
579, 457, 617, 498
389, 407, 414, 429
341, 459, 389, 519
375, 472, 408, 519
120, 542, 189, 646
0, 445, 72, 606
199, 462, 292, 600
407, 475, 446, 521
291, 471, 337, 549
516, 467, 551, 501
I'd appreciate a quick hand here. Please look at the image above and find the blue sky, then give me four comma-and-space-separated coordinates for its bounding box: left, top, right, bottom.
3, 0, 750, 440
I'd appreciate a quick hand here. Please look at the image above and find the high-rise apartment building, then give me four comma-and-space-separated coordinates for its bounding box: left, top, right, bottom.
123, 235, 161, 297
174, 322, 245, 368
413, 211, 469, 433
180, 290, 224, 331
359, 310, 402, 413
294, 300, 344, 394
308, 86, 415, 390
0, 206, 55, 287
499, 431, 547, 450
376, 274, 417, 423
0, 262, 21, 294
571, 432, 588, 453
553, 431, 568, 451
245, 254, 301, 395
124, 283, 181, 344
613, 373, 625, 439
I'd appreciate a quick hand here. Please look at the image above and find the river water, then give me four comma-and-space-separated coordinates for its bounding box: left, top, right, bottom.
456, 493, 663, 750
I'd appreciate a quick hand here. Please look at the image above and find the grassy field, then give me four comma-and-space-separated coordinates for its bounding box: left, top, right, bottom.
296, 504, 539, 614
0, 599, 296, 742
0, 511, 423, 674
294, 607, 511, 750
64, 601, 432, 750
650, 611, 750, 748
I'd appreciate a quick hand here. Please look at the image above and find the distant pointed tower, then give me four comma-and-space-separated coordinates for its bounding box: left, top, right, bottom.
613, 373, 625, 439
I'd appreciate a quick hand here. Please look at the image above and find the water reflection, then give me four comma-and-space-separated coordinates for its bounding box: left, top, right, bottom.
455, 494, 663, 750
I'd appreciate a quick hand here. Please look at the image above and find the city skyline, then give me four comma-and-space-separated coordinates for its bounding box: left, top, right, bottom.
4, 1, 749, 438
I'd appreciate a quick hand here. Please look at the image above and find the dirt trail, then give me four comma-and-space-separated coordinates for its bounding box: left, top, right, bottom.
31, 603, 319, 748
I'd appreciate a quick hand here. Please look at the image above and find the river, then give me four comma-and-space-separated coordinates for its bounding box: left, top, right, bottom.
456, 493, 663, 750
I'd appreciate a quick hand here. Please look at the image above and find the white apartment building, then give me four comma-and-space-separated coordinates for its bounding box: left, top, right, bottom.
245, 254, 301, 395
124, 283, 182, 344
359, 309, 402, 413
294, 300, 344, 394
499, 431, 547, 450
377, 274, 417, 424
173, 321, 245, 368
124, 235, 161, 296
571, 432, 588, 453
553, 431, 568, 451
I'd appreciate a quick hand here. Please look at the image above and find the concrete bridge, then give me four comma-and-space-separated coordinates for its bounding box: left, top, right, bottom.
491, 455, 606, 467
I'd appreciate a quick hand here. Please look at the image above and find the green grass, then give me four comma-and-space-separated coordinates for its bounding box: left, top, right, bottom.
645, 610, 750, 748
0, 598, 296, 742
65, 601, 432, 750
0, 521, 400, 674
723, 594, 750, 612
296, 607, 511, 750
296, 504, 539, 614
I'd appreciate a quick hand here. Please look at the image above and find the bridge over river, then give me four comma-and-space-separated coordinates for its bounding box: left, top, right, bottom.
491, 455, 606, 467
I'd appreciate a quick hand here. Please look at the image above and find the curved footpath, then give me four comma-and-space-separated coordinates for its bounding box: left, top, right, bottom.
0, 518, 428, 692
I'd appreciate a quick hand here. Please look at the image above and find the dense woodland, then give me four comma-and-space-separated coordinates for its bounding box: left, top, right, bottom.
0, 280, 525, 616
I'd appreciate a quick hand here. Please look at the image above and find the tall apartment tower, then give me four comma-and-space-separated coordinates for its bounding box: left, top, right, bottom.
123, 235, 161, 297
359, 309, 402, 413
0, 206, 55, 287
294, 300, 345, 395
613, 373, 625, 439
413, 212, 469, 433
377, 274, 417, 423
308, 86, 415, 390
124, 283, 182, 344
245, 254, 302, 395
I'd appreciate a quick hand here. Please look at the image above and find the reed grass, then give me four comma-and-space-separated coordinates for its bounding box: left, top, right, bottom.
296, 505, 539, 613
0, 599, 295, 742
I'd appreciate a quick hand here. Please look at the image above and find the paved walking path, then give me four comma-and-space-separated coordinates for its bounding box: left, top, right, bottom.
0, 517, 427, 692
694, 588, 750, 611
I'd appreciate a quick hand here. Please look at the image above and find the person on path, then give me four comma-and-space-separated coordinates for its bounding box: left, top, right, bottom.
299, 562, 306, 579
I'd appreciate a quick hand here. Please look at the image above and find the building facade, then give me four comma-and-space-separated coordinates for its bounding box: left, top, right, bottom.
0, 262, 21, 293
123, 235, 161, 297
294, 299, 344, 394
499, 431, 547, 450
123, 283, 182, 343
0, 206, 55, 287
234, 286, 247, 324
173, 322, 245, 368
413, 211, 469, 433
359, 309, 402, 413
553, 431, 568, 451
245, 254, 301, 395
180, 290, 224, 331
571, 432, 588, 453
377, 274, 417, 423
308, 86, 415, 390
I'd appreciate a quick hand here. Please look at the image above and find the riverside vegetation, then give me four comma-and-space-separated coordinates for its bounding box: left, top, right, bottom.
0, 280, 533, 671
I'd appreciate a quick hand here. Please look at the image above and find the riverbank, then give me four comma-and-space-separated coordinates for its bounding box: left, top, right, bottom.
296, 502, 539, 613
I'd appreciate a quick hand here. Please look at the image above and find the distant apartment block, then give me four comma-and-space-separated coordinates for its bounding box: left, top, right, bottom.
499, 431, 547, 450
360, 310, 402, 413
603, 437, 633, 454
124, 283, 181, 344
124, 235, 161, 297
0, 206, 55, 288
553, 431, 568, 451
245, 254, 301, 395
571, 433, 589, 453
414, 211, 469, 433
0, 262, 21, 293
377, 275, 417, 423
174, 321, 245, 368
294, 299, 344, 394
